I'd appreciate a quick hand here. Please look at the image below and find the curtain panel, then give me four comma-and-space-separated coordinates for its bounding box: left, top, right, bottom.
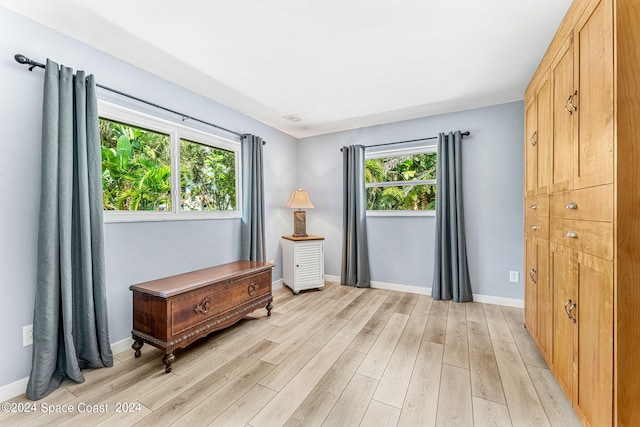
240, 134, 266, 262
432, 131, 473, 302
27, 60, 113, 400
341, 145, 371, 288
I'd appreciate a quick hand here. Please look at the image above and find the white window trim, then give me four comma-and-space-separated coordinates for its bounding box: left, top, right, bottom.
98, 101, 242, 223
365, 143, 437, 217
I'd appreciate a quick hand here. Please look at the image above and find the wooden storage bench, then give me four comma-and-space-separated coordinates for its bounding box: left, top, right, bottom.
129, 260, 274, 372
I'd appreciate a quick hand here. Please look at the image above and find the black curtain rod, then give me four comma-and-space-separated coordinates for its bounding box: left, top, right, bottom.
339, 131, 470, 152
14, 53, 256, 142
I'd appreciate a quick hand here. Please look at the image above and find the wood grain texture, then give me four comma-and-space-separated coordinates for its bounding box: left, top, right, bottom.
284, 350, 366, 427
483, 304, 514, 343
493, 340, 550, 427
436, 364, 473, 427
251, 331, 355, 426
357, 312, 409, 380
423, 299, 449, 344
360, 400, 401, 427
373, 321, 425, 408
468, 320, 506, 405
321, 373, 378, 427
443, 302, 469, 369
0, 283, 581, 427
615, 0, 640, 424
472, 397, 512, 427
527, 365, 582, 427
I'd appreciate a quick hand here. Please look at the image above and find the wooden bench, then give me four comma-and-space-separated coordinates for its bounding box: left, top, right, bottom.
129, 260, 274, 372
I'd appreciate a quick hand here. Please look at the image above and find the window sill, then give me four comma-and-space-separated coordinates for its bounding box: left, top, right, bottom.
366, 210, 436, 217
104, 211, 241, 224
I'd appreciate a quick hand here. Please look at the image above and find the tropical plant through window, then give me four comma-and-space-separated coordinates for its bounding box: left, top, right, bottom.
365, 151, 437, 211
100, 118, 171, 211
100, 117, 237, 213
180, 138, 236, 211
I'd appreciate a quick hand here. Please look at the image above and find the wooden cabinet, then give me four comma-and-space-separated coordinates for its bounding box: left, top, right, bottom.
551, 36, 574, 193
282, 235, 324, 294
129, 260, 274, 372
525, 235, 552, 364
524, 74, 552, 197
524, 0, 640, 425
573, 0, 614, 190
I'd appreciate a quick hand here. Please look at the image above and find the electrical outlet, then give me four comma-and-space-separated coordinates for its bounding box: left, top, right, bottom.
23, 324, 33, 347
509, 271, 519, 283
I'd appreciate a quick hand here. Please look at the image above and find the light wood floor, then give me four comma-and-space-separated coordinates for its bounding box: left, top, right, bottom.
2, 282, 582, 426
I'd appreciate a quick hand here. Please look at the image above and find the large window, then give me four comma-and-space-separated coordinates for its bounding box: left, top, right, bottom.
365, 145, 437, 215
99, 101, 240, 222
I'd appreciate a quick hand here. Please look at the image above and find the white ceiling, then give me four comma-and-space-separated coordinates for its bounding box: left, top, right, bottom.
2, 0, 572, 138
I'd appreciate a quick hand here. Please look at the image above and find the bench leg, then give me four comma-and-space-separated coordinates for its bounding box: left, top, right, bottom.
132, 339, 144, 358
162, 352, 175, 373
266, 301, 273, 317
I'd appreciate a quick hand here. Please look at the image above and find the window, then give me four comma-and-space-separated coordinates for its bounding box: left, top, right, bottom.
365, 145, 437, 216
99, 101, 241, 222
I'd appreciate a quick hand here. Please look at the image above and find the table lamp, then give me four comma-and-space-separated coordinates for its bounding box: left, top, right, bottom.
285, 189, 315, 237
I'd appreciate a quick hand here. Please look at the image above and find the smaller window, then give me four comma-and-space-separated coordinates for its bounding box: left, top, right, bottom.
180, 138, 236, 211
365, 145, 437, 215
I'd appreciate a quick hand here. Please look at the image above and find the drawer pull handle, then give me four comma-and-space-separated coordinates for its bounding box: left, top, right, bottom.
194, 297, 211, 315
564, 202, 578, 209
566, 231, 578, 238
529, 204, 537, 209
530, 131, 537, 146
248, 282, 258, 296
530, 225, 538, 230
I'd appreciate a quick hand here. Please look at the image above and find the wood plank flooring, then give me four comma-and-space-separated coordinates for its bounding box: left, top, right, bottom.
1, 282, 581, 426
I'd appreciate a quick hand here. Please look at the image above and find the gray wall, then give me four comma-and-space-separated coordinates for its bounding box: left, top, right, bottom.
298, 102, 524, 298
0, 6, 297, 389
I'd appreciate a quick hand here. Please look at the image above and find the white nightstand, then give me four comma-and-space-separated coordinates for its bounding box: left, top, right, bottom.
281, 235, 325, 294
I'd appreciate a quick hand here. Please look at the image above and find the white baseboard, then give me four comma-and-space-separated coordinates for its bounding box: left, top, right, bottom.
272, 278, 284, 290
0, 377, 29, 402
325, 275, 523, 308
472, 294, 524, 308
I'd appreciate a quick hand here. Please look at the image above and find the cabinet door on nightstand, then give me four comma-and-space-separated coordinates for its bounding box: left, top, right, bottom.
294, 241, 324, 287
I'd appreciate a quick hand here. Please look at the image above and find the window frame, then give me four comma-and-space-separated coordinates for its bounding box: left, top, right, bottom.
365, 144, 437, 217
99, 101, 242, 223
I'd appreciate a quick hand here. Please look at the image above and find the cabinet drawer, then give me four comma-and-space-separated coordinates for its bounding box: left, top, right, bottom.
550, 218, 613, 260
550, 184, 612, 221
170, 271, 271, 337
525, 216, 549, 239
525, 195, 549, 217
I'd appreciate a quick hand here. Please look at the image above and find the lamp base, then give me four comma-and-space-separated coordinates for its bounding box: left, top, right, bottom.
292, 210, 308, 237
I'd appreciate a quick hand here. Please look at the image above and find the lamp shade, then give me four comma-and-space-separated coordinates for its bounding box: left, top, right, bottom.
285, 189, 315, 209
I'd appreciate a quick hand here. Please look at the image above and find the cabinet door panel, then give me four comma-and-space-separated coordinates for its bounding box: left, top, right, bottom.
551, 242, 576, 399
536, 76, 552, 195
525, 98, 538, 197
574, 0, 614, 189
576, 252, 613, 427
551, 37, 574, 193
525, 235, 537, 334
536, 240, 552, 364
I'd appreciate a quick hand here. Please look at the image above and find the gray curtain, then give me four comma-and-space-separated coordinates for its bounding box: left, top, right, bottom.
432, 131, 473, 302
241, 134, 266, 262
27, 60, 113, 401
341, 145, 371, 288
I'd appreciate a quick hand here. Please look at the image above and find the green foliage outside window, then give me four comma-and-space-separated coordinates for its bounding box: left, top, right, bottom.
365, 152, 437, 211
100, 118, 172, 211
180, 139, 236, 211
100, 118, 236, 212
